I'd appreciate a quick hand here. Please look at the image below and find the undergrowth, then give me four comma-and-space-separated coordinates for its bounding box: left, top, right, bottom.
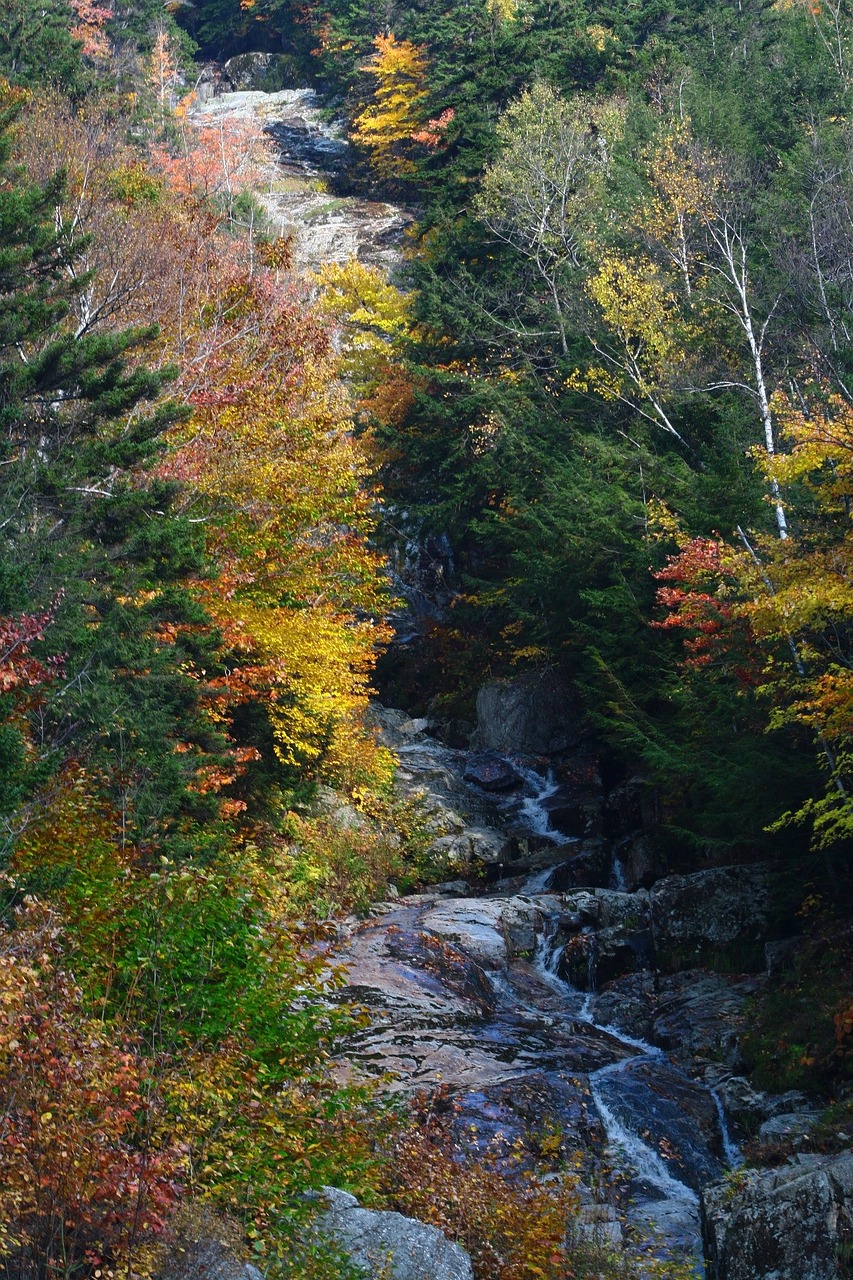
382, 1091, 700, 1280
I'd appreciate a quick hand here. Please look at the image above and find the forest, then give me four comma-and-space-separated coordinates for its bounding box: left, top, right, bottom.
0, 0, 850, 1276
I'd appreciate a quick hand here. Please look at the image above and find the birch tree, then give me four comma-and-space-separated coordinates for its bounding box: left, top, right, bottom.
474, 80, 624, 357
640, 128, 793, 537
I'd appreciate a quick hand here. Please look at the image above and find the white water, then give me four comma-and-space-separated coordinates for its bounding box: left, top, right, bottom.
530, 919, 739, 1230
514, 763, 577, 846
712, 1087, 743, 1168
522, 865, 558, 893
591, 1061, 700, 1204
534, 922, 663, 1052
611, 854, 628, 891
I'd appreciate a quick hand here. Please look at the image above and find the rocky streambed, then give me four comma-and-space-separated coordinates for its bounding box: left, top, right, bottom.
329, 705, 851, 1276
182, 84, 852, 1279
190, 88, 413, 274
330, 708, 759, 1269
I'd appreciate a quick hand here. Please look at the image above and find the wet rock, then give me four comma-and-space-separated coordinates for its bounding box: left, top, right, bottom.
368, 713, 514, 870
590, 973, 656, 1042
474, 670, 578, 755
453, 1070, 604, 1169
612, 833, 667, 892
652, 970, 763, 1068
594, 925, 655, 985
594, 1058, 725, 1193
544, 758, 605, 837
312, 1187, 474, 1280
428, 826, 514, 867
539, 788, 597, 838
702, 1153, 853, 1280
419, 898, 510, 969
193, 89, 414, 273
548, 891, 654, 988
366, 706, 432, 748
650, 864, 774, 955
463, 752, 522, 792
702, 1073, 769, 1131
757, 1110, 821, 1145
333, 899, 632, 1093
547, 840, 612, 890
560, 889, 650, 931
385, 925, 497, 1010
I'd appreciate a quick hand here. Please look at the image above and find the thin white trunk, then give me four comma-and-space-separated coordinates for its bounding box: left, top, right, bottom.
708, 219, 788, 539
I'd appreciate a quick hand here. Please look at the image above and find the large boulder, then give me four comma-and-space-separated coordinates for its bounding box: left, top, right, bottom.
474, 670, 577, 755
612, 833, 667, 891
419, 895, 553, 968
222, 52, 298, 91
312, 1187, 474, 1280
702, 1153, 853, 1280
463, 751, 522, 792
650, 864, 774, 956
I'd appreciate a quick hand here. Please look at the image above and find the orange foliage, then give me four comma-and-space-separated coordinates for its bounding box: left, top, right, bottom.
352, 34, 431, 178
70, 0, 112, 60
149, 114, 274, 211
0, 903, 182, 1278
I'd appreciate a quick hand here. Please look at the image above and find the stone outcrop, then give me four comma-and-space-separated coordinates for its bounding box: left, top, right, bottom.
463, 751, 522, 791
650, 864, 774, 955
474, 670, 577, 755
311, 1187, 474, 1280
702, 1153, 853, 1280
612, 832, 667, 891
550, 889, 653, 988
652, 970, 762, 1068
222, 52, 279, 90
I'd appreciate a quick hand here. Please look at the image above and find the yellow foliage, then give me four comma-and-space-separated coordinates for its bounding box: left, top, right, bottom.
312, 257, 413, 385
574, 252, 695, 436
352, 35, 430, 178
170, 276, 393, 789
585, 22, 617, 50
487, 0, 520, 24
641, 119, 719, 292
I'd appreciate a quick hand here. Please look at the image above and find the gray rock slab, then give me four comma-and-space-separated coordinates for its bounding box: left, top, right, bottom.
702, 1153, 853, 1280
651, 863, 774, 951
312, 1187, 473, 1280
473, 669, 578, 755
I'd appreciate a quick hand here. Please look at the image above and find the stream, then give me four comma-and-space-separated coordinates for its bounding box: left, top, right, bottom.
190, 89, 747, 1273
331, 712, 745, 1272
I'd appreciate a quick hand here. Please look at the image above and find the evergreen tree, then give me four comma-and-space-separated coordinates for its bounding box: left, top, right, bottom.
0, 91, 230, 855
0, 0, 86, 91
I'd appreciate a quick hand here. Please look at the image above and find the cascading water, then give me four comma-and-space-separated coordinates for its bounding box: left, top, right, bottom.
528, 904, 745, 1272
522, 865, 558, 893
711, 1088, 743, 1168
590, 1060, 701, 1204
194, 82, 751, 1277
514, 763, 576, 846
